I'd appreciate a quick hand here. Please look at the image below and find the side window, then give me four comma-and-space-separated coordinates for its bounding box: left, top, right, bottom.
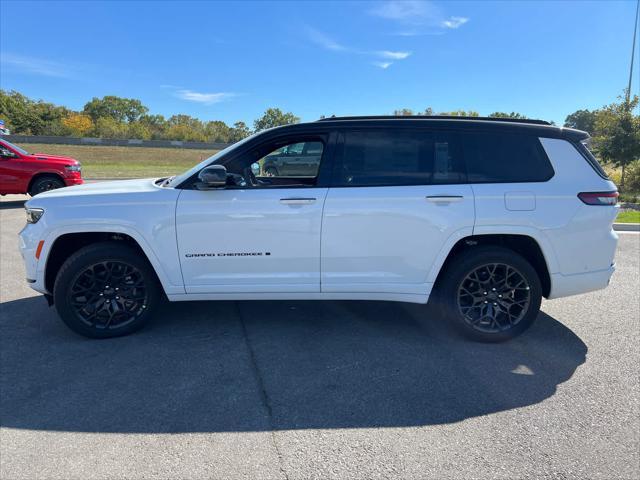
335, 130, 465, 186
258, 141, 324, 178
463, 132, 554, 183
223, 137, 326, 188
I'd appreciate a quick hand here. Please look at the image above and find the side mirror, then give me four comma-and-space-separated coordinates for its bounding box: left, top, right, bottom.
197, 165, 227, 189
0, 148, 16, 158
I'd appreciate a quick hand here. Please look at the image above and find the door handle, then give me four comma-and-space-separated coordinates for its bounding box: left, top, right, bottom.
280, 197, 316, 205
426, 195, 464, 203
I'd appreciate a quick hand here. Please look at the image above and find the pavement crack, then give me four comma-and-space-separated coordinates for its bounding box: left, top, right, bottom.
235, 301, 290, 480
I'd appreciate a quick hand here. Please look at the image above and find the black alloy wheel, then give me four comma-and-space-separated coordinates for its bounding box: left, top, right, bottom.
53, 242, 161, 338
68, 261, 149, 330
30, 176, 65, 196
435, 246, 542, 342
456, 263, 531, 333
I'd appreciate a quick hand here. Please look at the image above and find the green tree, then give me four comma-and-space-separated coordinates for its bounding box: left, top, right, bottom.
127, 121, 152, 140
229, 121, 251, 142
93, 117, 128, 138
0, 90, 68, 135
489, 111, 527, 119
139, 114, 168, 139
593, 93, 640, 190
438, 110, 480, 117
83, 96, 149, 123
393, 108, 414, 116
564, 109, 598, 133
253, 108, 299, 132
204, 120, 231, 143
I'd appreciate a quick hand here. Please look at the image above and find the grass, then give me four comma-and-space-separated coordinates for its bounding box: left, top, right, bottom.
616, 210, 640, 224
18, 143, 220, 179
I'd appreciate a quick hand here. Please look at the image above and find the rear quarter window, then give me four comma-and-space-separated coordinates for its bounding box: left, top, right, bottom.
463, 132, 554, 183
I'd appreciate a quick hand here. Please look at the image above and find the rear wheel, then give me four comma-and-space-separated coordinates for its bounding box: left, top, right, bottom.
29, 175, 65, 196
53, 242, 161, 338
436, 246, 542, 342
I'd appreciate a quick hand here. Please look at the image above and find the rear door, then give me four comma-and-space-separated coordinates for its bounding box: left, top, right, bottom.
321, 128, 475, 296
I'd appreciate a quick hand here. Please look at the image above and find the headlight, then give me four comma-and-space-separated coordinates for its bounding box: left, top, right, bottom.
65, 164, 81, 172
26, 208, 44, 224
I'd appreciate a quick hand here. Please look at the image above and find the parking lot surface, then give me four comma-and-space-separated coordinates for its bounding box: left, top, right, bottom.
1, 195, 639, 479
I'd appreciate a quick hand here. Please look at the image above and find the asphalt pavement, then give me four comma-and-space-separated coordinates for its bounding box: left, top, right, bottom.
1, 195, 639, 479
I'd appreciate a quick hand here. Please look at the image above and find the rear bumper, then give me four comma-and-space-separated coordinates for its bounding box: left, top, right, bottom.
548, 264, 615, 299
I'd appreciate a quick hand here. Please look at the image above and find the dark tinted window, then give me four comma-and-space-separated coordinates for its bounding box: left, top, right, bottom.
335, 130, 465, 186
463, 132, 554, 183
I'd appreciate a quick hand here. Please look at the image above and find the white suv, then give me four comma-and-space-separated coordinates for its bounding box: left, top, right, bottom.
19, 117, 619, 341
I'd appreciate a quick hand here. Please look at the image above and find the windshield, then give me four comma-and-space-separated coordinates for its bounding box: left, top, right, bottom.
166, 134, 256, 188
0, 139, 29, 156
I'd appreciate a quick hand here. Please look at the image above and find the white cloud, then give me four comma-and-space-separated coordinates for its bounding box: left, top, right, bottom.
372, 61, 393, 69
0, 53, 71, 78
369, 0, 436, 23
305, 26, 346, 51
376, 50, 411, 60
369, 1, 469, 34
175, 89, 235, 105
303, 26, 411, 68
441, 16, 469, 29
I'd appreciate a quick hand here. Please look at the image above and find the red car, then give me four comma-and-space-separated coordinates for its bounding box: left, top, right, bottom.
0, 139, 83, 196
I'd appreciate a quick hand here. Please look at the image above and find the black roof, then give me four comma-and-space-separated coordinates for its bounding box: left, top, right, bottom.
317, 115, 552, 126
272, 115, 589, 141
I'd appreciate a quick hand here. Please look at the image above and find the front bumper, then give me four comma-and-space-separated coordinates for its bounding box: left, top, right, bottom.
19, 222, 49, 294
64, 176, 84, 187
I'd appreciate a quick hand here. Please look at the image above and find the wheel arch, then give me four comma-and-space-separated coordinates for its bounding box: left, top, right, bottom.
41, 227, 178, 296
430, 232, 554, 298
27, 172, 65, 193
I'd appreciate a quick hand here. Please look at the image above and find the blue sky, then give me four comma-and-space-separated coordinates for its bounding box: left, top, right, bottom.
0, 0, 637, 125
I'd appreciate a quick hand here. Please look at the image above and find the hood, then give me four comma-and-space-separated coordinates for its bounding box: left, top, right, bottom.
31, 153, 80, 165
27, 178, 161, 203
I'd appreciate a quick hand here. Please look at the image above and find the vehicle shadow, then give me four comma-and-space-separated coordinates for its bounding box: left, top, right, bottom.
0, 296, 587, 433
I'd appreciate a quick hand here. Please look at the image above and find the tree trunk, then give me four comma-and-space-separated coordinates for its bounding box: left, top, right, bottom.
621, 163, 626, 191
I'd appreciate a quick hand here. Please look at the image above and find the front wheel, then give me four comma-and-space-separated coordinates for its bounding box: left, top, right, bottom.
53, 242, 161, 338
29, 175, 65, 196
436, 246, 542, 342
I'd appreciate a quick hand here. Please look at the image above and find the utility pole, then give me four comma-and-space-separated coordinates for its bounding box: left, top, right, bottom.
627, 0, 640, 105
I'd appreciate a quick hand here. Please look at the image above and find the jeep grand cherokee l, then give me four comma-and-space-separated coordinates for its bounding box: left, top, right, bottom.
19, 117, 618, 341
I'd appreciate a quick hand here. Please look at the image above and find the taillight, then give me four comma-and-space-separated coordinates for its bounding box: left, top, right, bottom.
577, 191, 619, 206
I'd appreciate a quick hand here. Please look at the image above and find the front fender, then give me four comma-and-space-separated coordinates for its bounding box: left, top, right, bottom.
37, 223, 185, 296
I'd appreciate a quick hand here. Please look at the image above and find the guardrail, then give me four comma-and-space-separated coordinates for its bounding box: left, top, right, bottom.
2, 134, 232, 150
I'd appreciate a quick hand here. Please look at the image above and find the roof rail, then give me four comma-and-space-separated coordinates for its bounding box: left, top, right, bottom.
317, 115, 552, 126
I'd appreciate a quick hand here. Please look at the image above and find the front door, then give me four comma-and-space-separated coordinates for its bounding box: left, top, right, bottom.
321, 129, 475, 296
176, 136, 331, 294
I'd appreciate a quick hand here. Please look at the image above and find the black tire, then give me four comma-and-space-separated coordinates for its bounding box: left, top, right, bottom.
436, 246, 542, 342
29, 175, 65, 196
53, 242, 161, 339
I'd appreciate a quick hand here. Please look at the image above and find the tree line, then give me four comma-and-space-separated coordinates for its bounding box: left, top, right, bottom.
0, 90, 300, 144
1, 89, 638, 190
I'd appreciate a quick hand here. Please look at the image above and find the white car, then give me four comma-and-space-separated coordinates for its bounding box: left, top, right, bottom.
19, 117, 619, 341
